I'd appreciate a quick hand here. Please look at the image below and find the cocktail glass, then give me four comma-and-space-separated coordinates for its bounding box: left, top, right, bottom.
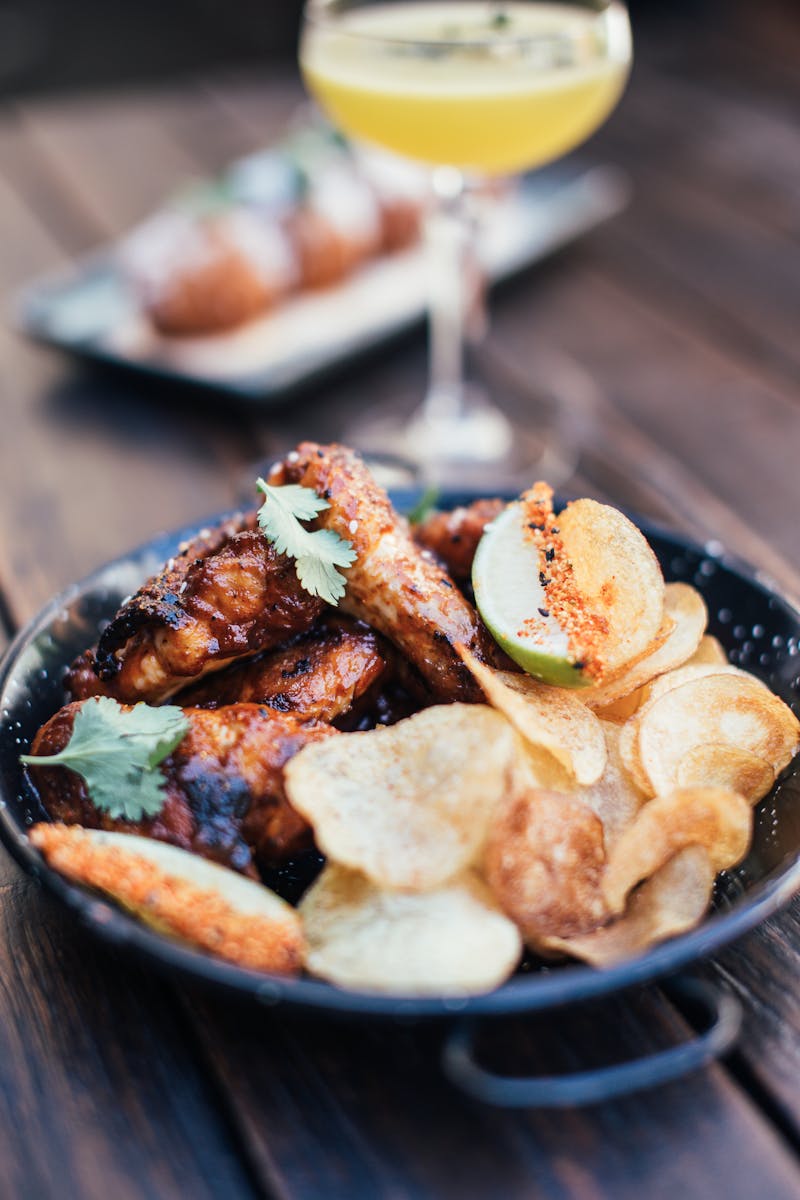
300, 1, 632, 484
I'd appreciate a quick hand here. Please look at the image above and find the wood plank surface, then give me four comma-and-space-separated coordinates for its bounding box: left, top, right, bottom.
184, 987, 800, 1200
0, 853, 258, 1200
701, 900, 800, 1145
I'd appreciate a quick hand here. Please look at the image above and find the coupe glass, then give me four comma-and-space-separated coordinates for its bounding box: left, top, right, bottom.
299, 1, 632, 484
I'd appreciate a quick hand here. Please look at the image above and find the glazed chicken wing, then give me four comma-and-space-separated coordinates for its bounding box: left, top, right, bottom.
267, 443, 497, 702
27, 701, 335, 874
413, 498, 504, 583
177, 616, 389, 723
67, 514, 324, 704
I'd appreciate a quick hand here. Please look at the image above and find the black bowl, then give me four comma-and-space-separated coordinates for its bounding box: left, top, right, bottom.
1, 496, 799, 1020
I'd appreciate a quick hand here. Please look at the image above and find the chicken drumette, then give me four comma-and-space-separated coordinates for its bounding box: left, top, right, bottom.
267, 443, 498, 702
412, 498, 504, 584
66, 514, 324, 705
177, 615, 390, 723
27, 701, 336, 874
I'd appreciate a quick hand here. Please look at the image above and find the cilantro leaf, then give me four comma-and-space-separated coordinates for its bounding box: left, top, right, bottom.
256, 478, 357, 606
21, 697, 189, 822
406, 485, 441, 526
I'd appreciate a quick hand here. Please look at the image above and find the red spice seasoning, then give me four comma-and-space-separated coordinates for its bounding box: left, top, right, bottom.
520, 483, 609, 680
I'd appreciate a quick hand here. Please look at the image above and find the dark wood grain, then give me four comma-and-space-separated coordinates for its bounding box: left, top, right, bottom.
697, 900, 800, 1145
0, 851, 259, 1200
184, 987, 800, 1200
13, 91, 204, 238
597, 63, 800, 239
487, 265, 800, 567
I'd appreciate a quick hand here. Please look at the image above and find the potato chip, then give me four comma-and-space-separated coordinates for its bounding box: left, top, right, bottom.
509, 723, 644, 861
483, 788, 609, 944
457, 647, 606, 785
285, 703, 517, 891
579, 722, 648, 849
602, 787, 751, 914
619, 716, 654, 796
542, 847, 715, 967
514, 742, 574, 791
582, 583, 707, 711
30, 824, 304, 974
677, 743, 774, 805
300, 865, 522, 995
646, 662, 768, 706
635, 672, 798, 795
594, 689, 646, 725
687, 635, 729, 667
557, 498, 665, 676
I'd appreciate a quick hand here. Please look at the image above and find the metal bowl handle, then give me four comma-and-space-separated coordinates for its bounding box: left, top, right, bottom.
442, 976, 742, 1108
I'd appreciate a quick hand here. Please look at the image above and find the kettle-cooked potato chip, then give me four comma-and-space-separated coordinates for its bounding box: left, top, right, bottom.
483, 788, 609, 945
513, 741, 574, 792
285, 703, 517, 891
594, 689, 646, 725
687, 635, 729, 667
30, 823, 305, 974
634, 672, 798, 795
457, 647, 606, 785
646, 662, 768, 707
677, 743, 775, 805
542, 847, 715, 967
579, 722, 648, 848
583, 583, 708, 712
557, 498, 666, 676
602, 787, 751, 914
300, 865, 522, 995
619, 716, 655, 796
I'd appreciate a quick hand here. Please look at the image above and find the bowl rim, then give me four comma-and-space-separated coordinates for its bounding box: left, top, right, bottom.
1, 502, 799, 1018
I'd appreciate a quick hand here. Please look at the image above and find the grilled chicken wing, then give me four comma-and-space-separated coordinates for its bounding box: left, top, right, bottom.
177, 616, 389, 723
27, 702, 335, 873
67, 514, 324, 704
413, 498, 504, 583
266, 443, 496, 702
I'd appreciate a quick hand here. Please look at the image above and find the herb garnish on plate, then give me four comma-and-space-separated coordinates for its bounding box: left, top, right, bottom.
21, 697, 189, 821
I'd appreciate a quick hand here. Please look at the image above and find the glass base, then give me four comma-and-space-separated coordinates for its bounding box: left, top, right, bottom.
344, 349, 597, 493
405, 385, 514, 464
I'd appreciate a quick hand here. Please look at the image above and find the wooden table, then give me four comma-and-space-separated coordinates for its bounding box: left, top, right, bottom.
1, 4, 800, 1196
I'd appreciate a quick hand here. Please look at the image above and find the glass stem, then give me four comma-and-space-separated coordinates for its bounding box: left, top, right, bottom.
423, 166, 485, 428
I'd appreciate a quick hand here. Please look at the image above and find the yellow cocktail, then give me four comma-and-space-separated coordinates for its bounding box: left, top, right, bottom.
301, 3, 631, 174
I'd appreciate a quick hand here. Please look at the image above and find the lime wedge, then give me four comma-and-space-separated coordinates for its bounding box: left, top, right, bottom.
472, 502, 588, 688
